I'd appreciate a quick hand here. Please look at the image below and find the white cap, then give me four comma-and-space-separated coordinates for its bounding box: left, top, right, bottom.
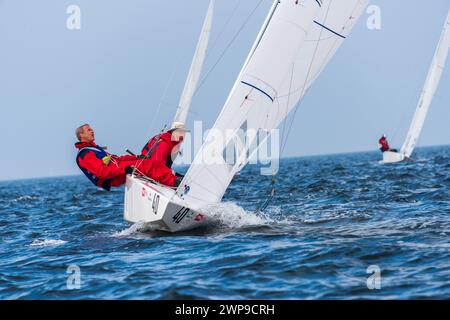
168, 122, 190, 132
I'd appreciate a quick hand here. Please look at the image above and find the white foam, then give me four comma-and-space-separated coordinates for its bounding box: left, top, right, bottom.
396, 241, 450, 249
12, 195, 39, 202
111, 221, 150, 237
112, 203, 290, 235
200, 202, 274, 229
29, 239, 67, 247
270, 240, 298, 249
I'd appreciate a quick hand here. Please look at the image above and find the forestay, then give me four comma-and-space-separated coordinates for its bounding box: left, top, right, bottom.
177, 0, 368, 206
400, 9, 450, 158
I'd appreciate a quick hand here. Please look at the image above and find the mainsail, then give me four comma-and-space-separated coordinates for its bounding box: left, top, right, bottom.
400, 9, 450, 158
177, 0, 368, 206
173, 0, 215, 124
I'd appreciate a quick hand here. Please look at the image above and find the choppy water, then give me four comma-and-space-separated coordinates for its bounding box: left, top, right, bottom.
0, 146, 449, 299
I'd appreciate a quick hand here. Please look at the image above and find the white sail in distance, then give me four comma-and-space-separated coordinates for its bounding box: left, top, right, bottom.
400, 9, 450, 158
173, 0, 215, 124
178, 0, 368, 206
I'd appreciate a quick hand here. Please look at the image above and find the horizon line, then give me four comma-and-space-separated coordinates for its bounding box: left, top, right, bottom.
1, 143, 449, 183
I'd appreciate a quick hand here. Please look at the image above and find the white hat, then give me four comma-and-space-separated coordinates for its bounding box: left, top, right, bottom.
168, 121, 190, 132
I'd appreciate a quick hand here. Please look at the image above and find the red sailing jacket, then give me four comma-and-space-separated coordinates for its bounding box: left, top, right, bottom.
75, 141, 137, 189
76, 141, 177, 188
379, 137, 390, 152
141, 132, 180, 168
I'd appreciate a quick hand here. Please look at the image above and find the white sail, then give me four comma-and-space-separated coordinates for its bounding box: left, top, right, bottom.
400, 9, 450, 158
173, 0, 215, 124
177, 0, 368, 206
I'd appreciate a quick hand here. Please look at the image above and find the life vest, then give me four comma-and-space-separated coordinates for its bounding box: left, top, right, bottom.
141, 134, 161, 157
141, 132, 180, 168
76, 146, 112, 191
379, 138, 390, 152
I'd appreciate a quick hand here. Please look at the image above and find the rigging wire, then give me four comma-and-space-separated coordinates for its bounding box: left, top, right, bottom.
205, 0, 242, 62
191, 0, 266, 99
255, 62, 295, 214
148, 53, 184, 132
280, 4, 333, 158
278, 0, 365, 156
178, 0, 270, 188
256, 2, 334, 214
389, 81, 422, 146
151, 0, 263, 130
386, 35, 435, 146
178, 0, 243, 120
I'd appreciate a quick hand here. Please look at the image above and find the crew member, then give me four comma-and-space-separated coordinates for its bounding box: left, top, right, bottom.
141, 121, 188, 170
75, 124, 180, 190
378, 134, 391, 152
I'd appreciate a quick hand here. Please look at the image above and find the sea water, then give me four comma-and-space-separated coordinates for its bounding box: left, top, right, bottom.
0, 146, 449, 299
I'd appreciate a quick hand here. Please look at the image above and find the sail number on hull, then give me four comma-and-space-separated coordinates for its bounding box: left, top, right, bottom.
152, 194, 160, 215
141, 186, 160, 215
172, 207, 192, 224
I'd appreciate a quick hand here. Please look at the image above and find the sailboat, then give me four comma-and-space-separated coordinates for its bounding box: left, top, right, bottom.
382, 9, 450, 164
124, 0, 368, 232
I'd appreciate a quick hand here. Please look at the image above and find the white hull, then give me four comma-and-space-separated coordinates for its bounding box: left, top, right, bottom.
380, 151, 406, 164
124, 175, 207, 232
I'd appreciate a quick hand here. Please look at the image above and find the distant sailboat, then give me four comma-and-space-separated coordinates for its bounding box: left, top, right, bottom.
125, 0, 368, 232
382, 9, 450, 164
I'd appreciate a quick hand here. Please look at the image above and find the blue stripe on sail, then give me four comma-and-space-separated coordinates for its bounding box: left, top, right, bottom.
241, 81, 274, 102
313, 20, 346, 39
315, 0, 322, 7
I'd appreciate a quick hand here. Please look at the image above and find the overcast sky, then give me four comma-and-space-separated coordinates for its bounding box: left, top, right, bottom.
0, 0, 449, 181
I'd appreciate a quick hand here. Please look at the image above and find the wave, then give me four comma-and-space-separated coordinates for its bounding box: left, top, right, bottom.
11, 195, 39, 202
200, 202, 276, 229
109, 202, 286, 237
396, 241, 450, 250
29, 239, 67, 247
111, 221, 151, 237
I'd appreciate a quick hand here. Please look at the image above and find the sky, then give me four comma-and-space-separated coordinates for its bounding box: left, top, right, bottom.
0, 0, 449, 181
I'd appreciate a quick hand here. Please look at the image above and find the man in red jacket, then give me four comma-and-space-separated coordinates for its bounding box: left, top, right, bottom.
141, 122, 188, 170
75, 124, 179, 190
378, 134, 390, 152
378, 134, 397, 153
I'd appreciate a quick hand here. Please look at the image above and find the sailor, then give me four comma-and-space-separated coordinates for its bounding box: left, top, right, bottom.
378, 134, 395, 152
74, 124, 181, 190
141, 121, 188, 173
